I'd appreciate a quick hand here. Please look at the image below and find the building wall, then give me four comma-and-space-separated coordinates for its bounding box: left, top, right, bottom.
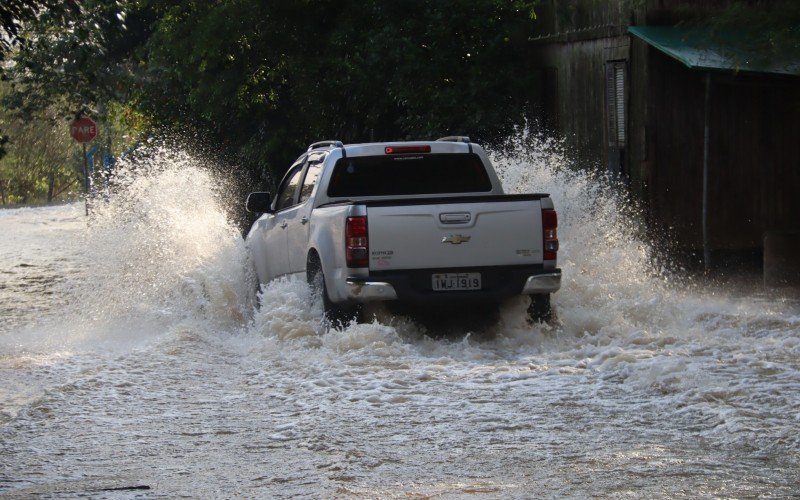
644, 46, 800, 250
530, 0, 800, 254
530, 34, 629, 168
646, 53, 707, 247
707, 74, 800, 249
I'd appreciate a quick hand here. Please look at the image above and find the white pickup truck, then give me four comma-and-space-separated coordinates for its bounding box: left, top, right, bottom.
245, 137, 561, 325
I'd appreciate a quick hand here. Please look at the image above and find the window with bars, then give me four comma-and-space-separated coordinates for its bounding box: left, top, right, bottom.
606, 61, 627, 148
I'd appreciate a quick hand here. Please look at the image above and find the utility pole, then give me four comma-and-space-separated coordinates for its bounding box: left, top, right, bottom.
70, 117, 98, 216
82, 143, 89, 215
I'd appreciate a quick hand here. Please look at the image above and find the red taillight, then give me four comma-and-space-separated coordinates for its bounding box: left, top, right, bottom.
346, 216, 369, 268
542, 209, 559, 261
385, 145, 431, 154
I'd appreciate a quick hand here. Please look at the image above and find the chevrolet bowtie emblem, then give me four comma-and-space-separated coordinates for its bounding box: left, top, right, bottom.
442, 234, 471, 244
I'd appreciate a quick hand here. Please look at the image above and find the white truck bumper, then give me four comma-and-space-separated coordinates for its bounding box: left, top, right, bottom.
344, 268, 561, 303
521, 272, 562, 294
345, 280, 399, 301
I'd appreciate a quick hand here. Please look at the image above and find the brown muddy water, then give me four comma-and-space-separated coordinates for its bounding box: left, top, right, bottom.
1, 143, 798, 497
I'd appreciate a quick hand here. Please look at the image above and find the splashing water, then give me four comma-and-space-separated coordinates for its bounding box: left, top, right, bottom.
83, 146, 255, 334
1, 137, 798, 497
493, 135, 676, 337
19, 146, 255, 352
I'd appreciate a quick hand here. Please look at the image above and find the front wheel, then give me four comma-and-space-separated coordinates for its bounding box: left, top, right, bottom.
307, 255, 360, 328
527, 294, 553, 324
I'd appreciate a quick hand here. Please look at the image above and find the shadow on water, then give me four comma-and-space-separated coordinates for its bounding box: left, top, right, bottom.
371, 302, 503, 340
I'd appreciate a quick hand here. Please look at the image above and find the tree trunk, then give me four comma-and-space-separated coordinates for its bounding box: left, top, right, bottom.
47, 170, 55, 203
53, 178, 78, 199
0, 179, 6, 205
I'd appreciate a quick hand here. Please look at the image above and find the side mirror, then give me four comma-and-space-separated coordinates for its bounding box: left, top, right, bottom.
246, 192, 272, 213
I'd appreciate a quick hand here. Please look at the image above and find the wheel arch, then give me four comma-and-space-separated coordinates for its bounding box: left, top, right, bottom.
306, 248, 322, 283
307, 220, 345, 302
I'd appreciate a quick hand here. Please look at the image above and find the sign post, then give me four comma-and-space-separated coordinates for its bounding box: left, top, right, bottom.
70, 117, 98, 216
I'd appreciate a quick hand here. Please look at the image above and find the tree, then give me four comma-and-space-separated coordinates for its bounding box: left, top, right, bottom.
6, 0, 544, 187
141, 0, 541, 180
0, 0, 81, 160
5, 0, 139, 118
0, 84, 79, 205
2, 1, 153, 203
679, 0, 800, 73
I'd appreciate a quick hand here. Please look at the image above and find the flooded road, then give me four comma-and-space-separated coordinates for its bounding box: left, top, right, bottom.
1, 144, 799, 497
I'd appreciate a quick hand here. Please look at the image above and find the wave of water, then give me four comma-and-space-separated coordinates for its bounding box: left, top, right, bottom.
244, 133, 800, 452
1, 136, 798, 496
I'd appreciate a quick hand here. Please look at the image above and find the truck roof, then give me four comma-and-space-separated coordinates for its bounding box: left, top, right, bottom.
305, 138, 505, 207
309, 135, 469, 148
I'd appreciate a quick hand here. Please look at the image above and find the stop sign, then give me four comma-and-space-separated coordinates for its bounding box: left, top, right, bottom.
70, 117, 97, 143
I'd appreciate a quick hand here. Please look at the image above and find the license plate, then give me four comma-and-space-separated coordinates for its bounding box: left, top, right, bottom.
432, 273, 481, 291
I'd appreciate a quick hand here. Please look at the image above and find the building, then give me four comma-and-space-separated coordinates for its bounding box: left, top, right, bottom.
528, 0, 800, 279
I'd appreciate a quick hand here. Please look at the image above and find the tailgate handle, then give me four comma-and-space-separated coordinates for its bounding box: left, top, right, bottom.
439, 212, 471, 224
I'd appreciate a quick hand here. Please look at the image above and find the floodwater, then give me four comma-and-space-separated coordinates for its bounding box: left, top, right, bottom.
1, 141, 799, 498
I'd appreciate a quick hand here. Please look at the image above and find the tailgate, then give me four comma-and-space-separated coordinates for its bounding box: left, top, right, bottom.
366, 199, 543, 271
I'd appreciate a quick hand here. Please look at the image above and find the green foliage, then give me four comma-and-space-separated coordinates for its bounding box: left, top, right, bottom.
0, 84, 80, 205
717, 0, 800, 57
1, 1, 151, 203
679, 0, 800, 72
0, 0, 81, 160
6, 0, 136, 116
103, 101, 150, 157
0, 77, 148, 205
7, 0, 543, 185
141, 0, 542, 180
6, 0, 798, 192
0, 0, 79, 71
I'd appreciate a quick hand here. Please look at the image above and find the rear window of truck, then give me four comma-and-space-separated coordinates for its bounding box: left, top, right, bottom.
327, 153, 493, 197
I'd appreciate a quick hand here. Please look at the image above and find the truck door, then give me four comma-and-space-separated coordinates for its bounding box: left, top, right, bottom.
262, 160, 304, 280
287, 155, 324, 274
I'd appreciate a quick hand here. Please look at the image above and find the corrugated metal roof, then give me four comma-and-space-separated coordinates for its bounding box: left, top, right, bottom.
628, 26, 800, 76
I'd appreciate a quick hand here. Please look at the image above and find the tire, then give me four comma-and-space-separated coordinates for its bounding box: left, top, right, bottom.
307, 255, 360, 328
527, 294, 553, 324
254, 280, 263, 310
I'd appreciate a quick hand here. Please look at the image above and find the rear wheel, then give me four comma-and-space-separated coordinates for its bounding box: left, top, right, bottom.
307, 255, 360, 328
527, 294, 552, 324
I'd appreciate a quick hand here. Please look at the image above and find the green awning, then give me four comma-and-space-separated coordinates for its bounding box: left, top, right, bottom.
628, 26, 800, 76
